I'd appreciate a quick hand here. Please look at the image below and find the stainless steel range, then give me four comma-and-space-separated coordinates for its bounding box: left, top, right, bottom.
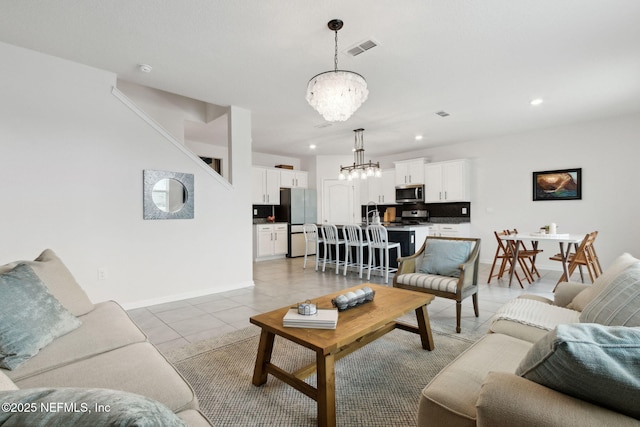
401, 209, 429, 225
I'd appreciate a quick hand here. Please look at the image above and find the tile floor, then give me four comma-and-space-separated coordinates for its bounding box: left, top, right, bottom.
127, 257, 566, 353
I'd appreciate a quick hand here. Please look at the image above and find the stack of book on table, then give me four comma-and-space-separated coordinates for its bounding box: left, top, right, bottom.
283, 308, 338, 329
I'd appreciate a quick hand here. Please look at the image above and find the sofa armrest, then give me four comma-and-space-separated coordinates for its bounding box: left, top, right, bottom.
553, 282, 591, 307
476, 372, 638, 427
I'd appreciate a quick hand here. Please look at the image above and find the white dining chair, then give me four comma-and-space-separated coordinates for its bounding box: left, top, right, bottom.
366, 225, 401, 283
321, 224, 346, 275
343, 224, 368, 278
302, 223, 323, 270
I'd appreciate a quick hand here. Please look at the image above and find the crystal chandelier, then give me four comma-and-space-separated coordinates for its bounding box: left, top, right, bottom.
339, 129, 381, 180
306, 19, 369, 122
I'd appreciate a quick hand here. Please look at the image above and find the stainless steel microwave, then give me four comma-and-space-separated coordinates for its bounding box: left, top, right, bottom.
395, 185, 424, 203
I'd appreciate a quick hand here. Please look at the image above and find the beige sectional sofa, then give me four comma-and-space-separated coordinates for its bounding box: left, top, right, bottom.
0, 249, 212, 426
418, 253, 640, 427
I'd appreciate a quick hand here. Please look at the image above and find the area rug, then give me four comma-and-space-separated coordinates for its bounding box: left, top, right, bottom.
166, 323, 481, 427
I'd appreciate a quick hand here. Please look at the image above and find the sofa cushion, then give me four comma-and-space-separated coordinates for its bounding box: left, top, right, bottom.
569, 253, 640, 311
14, 342, 198, 413
395, 273, 459, 293
0, 249, 94, 316
418, 239, 472, 277
5, 301, 146, 382
0, 388, 187, 426
579, 263, 640, 326
0, 371, 18, 391
0, 264, 81, 370
516, 323, 640, 419
418, 333, 533, 426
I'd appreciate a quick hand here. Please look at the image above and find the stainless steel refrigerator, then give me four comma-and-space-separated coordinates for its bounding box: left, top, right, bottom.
275, 188, 317, 257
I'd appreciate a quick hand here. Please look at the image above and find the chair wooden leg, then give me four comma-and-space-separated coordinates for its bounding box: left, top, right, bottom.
455, 301, 462, 333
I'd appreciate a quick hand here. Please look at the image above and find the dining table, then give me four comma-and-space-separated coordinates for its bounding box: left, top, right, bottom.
499, 232, 585, 288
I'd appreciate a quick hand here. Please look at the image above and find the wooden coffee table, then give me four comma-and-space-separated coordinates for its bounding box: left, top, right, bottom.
250, 283, 435, 427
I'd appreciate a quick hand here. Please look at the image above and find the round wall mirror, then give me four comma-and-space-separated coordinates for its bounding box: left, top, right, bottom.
152, 178, 187, 213
143, 170, 194, 220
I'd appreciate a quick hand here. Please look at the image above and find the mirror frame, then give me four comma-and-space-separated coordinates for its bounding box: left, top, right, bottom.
143, 170, 194, 220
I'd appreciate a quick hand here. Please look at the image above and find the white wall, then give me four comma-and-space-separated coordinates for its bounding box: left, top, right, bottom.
252, 152, 301, 170
311, 114, 640, 269
0, 42, 254, 308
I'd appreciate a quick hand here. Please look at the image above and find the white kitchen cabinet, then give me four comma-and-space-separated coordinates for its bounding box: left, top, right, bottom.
360, 169, 396, 204
429, 223, 472, 238
424, 159, 470, 202
395, 158, 425, 186
252, 167, 280, 205
279, 169, 308, 189
254, 223, 288, 260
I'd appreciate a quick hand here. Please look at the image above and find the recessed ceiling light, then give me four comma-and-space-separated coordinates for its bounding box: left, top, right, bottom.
138, 64, 153, 73
530, 98, 544, 106
415, 135, 423, 141
309, 144, 316, 149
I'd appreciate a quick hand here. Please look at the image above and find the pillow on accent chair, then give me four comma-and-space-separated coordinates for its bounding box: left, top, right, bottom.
0, 249, 94, 316
419, 239, 472, 277
0, 264, 82, 370
579, 263, 640, 326
0, 388, 187, 426
516, 323, 640, 419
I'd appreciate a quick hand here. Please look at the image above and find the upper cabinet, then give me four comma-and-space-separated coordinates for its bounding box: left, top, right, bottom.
360, 169, 396, 205
424, 159, 470, 203
252, 167, 280, 205
394, 158, 426, 186
279, 169, 308, 189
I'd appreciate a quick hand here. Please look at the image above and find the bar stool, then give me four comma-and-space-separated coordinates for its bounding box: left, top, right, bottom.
366, 225, 401, 283
302, 223, 323, 270
321, 224, 346, 275
343, 224, 368, 278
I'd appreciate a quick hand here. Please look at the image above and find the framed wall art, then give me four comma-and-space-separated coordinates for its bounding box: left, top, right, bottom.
533, 168, 582, 201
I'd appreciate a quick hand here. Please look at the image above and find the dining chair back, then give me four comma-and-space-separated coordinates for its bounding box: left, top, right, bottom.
550, 230, 602, 284
320, 224, 346, 275
507, 228, 543, 280
302, 223, 323, 270
487, 230, 533, 288
366, 225, 401, 283
343, 225, 369, 278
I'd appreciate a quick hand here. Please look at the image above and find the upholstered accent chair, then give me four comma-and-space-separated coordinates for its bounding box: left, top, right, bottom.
393, 236, 481, 333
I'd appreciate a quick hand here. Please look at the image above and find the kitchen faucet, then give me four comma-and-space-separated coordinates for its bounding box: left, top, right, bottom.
366, 201, 379, 225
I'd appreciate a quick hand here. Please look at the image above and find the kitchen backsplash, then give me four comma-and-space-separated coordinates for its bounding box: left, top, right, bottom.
253, 205, 274, 223
360, 202, 471, 222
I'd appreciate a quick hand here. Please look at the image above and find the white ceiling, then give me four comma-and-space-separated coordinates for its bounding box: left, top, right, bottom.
1, 0, 640, 158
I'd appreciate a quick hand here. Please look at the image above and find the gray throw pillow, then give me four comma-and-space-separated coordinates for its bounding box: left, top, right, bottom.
419, 239, 472, 277
0, 249, 95, 316
0, 388, 187, 426
579, 263, 640, 326
0, 264, 82, 370
516, 323, 640, 419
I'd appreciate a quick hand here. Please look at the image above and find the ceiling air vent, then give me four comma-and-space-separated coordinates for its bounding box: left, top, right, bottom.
436, 111, 450, 117
346, 39, 379, 57
314, 123, 332, 129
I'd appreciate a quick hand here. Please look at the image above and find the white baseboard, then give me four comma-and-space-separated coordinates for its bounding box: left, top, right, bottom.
121, 280, 255, 310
